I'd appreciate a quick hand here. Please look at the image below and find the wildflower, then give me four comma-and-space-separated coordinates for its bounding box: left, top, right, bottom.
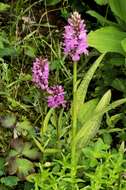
32, 58, 66, 108
32, 58, 49, 90
63, 11, 88, 61
47, 85, 66, 108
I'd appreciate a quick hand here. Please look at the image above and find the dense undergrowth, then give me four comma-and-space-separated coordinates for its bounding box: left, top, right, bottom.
0, 0, 126, 189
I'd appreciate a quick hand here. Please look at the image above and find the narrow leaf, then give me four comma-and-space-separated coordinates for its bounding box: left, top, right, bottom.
102, 98, 126, 114
87, 10, 118, 27
95, 90, 111, 112
41, 108, 54, 135
76, 53, 105, 106
75, 90, 111, 148
32, 136, 44, 153
94, 0, 108, 5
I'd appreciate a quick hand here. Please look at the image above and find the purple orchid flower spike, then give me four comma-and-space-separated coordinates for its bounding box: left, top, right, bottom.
32, 58, 49, 90
63, 11, 88, 61
47, 85, 66, 108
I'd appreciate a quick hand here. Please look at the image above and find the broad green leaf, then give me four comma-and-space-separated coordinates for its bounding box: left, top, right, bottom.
78, 99, 98, 125
8, 149, 18, 157
109, 0, 126, 22
87, 10, 118, 27
88, 26, 126, 55
0, 3, 10, 12
22, 143, 40, 160
111, 78, 126, 92
1, 176, 19, 187
121, 38, 126, 52
75, 90, 111, 148
1, 115, 16, 128
16, 158, 34, 176
103, 133, 112, 145
94, 0, 108, 5
76, 53, 105, 107
16, 117, 35, 136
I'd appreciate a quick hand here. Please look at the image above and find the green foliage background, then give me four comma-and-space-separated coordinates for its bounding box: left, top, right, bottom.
0, 0, 126, 189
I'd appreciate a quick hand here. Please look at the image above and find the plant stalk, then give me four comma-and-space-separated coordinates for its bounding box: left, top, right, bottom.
71, 62, 77, 186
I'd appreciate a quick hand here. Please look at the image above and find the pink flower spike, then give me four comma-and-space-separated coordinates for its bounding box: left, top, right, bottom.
32, 58, 49, 90
63, 11, 88, 61
47, 85, 66, 108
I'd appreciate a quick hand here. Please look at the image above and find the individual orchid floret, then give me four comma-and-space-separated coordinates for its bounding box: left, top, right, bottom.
63, 11, 88, 61
32, 58, 49, 90
47, 85, 66, 108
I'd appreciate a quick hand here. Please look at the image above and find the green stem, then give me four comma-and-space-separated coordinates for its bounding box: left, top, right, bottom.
73, 62, 77, 137
56, 113, 60, 149
71, 62, 77, 186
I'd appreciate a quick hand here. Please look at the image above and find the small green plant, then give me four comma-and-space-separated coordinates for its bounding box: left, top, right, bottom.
82, 139, 126, 190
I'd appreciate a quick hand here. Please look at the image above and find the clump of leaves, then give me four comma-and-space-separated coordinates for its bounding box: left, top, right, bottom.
7, 138, 40, 179
27, 154, 74, 190
16, 116, 35, 138
81, 139, 126, 190
87, 1, 126, 98
0, 157, 19, 188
